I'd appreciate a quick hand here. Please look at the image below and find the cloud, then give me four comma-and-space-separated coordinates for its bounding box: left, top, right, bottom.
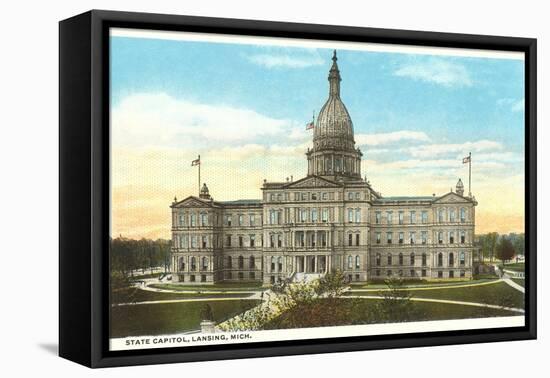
246, 50, 323, 69
394, 58, 473, 87
355, 130, 430, 146
112, 92, 298, 148
497, 97, 525, 112
408, 140, 503, 158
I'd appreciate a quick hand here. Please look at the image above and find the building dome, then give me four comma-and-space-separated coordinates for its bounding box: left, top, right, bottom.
313, 50, 355, 151
456, 178, 464, 196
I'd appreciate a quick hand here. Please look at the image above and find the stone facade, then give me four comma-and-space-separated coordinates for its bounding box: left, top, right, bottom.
169, 51, 477, 285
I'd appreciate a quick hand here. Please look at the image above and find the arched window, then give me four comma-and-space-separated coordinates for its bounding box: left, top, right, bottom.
460, 251, 466, 266
410, 253, 415, 266
348, 255, 353, 269
227, 256, 232, 269
376, 253, 381, 266
422, 253, 427, 266
387, 254, 392, 265
249, 256, 255, 269
438, 252, 443, 267
449, 252, 455, 266
460, 208, 466, 223
201, 256, 208, 270
355, 255, 360, 269
398, 253, 404, 265
190, 256, 197, 271
238, 255, 244, 269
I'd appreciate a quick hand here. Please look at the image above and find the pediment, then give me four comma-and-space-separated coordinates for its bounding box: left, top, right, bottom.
172, 196, 213, 208
285, 176, 341, 189
433, 192, 472, 204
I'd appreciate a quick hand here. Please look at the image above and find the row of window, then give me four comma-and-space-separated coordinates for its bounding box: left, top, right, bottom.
374, 251, 466, 267
374, 208, 468, 225
178, 255, 258, 271
375, 230, 468, 245
373, 269, 467, 278
176, 212, 262, 228
178, 271, 258, 283
268, 191, 365, 202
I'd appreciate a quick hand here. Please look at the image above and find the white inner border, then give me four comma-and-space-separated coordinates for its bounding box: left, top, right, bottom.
108, 26, 525, 351
111, 27, 525, 60
110, 316, 524, 351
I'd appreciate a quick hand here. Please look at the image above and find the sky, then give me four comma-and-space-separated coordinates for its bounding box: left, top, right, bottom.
110, 30, 525, 239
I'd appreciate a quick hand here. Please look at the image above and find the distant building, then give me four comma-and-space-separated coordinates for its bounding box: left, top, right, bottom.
170, 51, 477, 285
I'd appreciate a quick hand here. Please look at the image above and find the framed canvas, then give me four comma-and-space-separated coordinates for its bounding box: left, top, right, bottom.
59, 10, 537, 368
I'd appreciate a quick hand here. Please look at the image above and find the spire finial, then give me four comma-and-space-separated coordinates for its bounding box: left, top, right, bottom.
332, 49, 337, 62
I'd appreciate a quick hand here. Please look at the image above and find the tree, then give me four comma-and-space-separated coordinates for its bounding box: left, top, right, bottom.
372, 278, 420, 323
512, 234, 525, 258
485, 232, 498, 262
316, 270, 347, 298
496, 236, 515, 264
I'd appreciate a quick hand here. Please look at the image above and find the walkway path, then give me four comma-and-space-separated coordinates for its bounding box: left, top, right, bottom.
113, 296, 261, 307
348, 278, 501, 293
502, 277, 525, 294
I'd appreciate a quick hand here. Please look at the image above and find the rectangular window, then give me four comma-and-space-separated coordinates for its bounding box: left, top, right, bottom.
460, 208, 466, 223
449, 231, 454, 244
270, 234, 275, 248
348, 192, 353, 200
421, 211, 428, 224
438, 209, 444, 223
250, 214, 255, 226
190, 214, 196, 227
375, 211, 381, 224
422, 269, 427, 277
450, 209, 456, 222
355, 208, 361, 223
202, 236, 207, 248
355, 192, 361, 200
387, 211, 393, 225
387, 232, 393, 244
250, 235, 255, 247
225, 215, 232, 227
238, 236, 243, 247
410, 211, 416, 224
348, 234, 353, 246
460, 231, 466, 244
226, 235, 231, 247
322, 208, 329, 222
178, 214, 185, 227
398, 232, 404, 244
421, 231, 427, 245
348, 208, 354, 223
277, 234, 282, 248
438, 232, 444, 244
376, 232, 381, 244
311, 192, 317, 200
409, 232, 416, 245
398, 211, 404, 225
356, 233, 360, 246
311, 208, 318, 222
191, 236, 197, 248
201, 213, 208, 226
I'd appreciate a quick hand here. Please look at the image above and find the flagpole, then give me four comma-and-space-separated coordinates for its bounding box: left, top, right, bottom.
468, 151, 471, 197
198, 154, 201, 196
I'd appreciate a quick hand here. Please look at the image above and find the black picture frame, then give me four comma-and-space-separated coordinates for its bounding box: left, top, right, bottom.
59, 9, 537, 368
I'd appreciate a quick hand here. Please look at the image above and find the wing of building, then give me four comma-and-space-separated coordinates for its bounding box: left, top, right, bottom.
169, 51, 478, 285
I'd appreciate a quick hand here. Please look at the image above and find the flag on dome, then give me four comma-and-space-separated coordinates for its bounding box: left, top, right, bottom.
462, 155, 471, 164
306, 121, 314, 130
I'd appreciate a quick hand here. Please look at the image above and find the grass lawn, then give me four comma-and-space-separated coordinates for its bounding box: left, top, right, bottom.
350, 278, 498, 290
111, 299, 261, 337
511, 278, 525, 288
150, 282, 265, 292
347, 281, 524, 309
111, 287, 253, 304
500, 263, 525, 272
266, 298, 518, 330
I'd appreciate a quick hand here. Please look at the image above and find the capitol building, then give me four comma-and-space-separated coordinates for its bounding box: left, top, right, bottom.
169, 51, 477, 285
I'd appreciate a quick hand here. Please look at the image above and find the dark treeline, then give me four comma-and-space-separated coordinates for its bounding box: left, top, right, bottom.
110, 236, 171, 278
476, 232, 525, 263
